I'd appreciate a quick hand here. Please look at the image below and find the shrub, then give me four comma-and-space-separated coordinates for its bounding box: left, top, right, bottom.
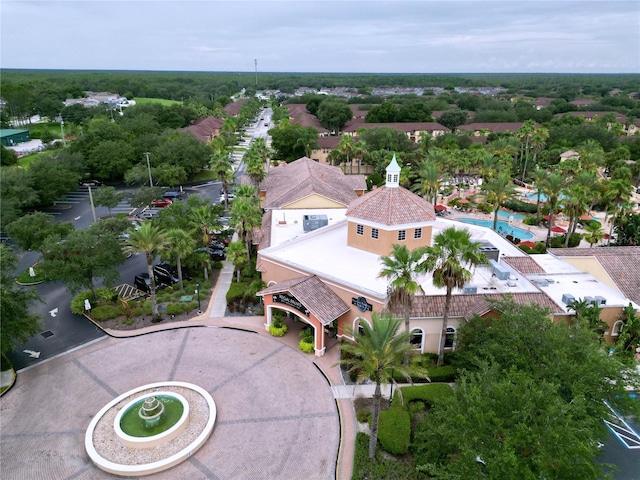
269, 316, 288, 336
91, 304, 121, 321
549, 232, 581, 248
356, 408, 371, 424
298, 339, 314, 354
165, 303, 184, 316
71, 291, 93, 315
523, 215, 539, 226
393, 383, 454, 407
429, 365, 457, 382
378, 407, 411, 455
351, 432, 415, 480
502, 198, 538, 214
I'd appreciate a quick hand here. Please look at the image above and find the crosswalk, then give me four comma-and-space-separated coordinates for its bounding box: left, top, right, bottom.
604, 399, 640, 449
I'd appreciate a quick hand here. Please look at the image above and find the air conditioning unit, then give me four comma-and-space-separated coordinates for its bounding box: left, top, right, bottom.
462, 285, 477, 294
594, 296, 607, 305
584, 296, 597, 306
303, 214, 328, 232
561, 293, 575, 305
533, 279, 549, 287
489, 259, 510, 280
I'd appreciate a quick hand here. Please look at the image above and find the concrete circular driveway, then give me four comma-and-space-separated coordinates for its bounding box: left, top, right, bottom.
0, 327, 339, 479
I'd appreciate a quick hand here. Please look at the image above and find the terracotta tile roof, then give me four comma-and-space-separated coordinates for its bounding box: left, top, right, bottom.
286, 104, 329, 133
257, 275, 350, 325
345, 185, 436, 226
180, 117, 224, 142
548, 247, 640, 305
316, 136, 341, 148
457, 122, 539, 133
342, 120, 449, 133
411, 292, 564, 319
258, 209, 272, 250
565, 111, 628, 123
223, 98, 249, 116
261, 157, 366, 209
502, 256, 546, 274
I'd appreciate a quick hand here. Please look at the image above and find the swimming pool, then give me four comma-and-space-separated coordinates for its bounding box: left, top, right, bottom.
457, 218, 535, 240
497, 210, 526, 221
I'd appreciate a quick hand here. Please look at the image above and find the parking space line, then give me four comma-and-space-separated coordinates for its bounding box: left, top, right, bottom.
604, 401, 640, 449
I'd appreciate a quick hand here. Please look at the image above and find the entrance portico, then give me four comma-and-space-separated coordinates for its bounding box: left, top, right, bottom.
258, 276, 350, 356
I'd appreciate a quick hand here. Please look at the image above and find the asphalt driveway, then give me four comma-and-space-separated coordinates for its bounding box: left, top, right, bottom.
0, 327, 339, 479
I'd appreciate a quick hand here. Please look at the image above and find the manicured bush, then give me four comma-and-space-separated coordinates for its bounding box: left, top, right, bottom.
298, 339, 314, 353
549, 232, 581, 248
269, 315, 288, 336
523, 215, 539, 226
428, 365, 457, 382
165, 303, 184, 316
392, 383, 454, 407
90, 304, 121, 321
503, 198, 538, 214
351, 432, 415, 480
378, 407, 411, 454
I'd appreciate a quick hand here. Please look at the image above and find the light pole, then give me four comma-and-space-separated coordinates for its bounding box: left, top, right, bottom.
195, 281, 202, 315
60, 117, 66, 147
144, 152, 154, 186
87, 185, 97, 223
388, 369, 394, 406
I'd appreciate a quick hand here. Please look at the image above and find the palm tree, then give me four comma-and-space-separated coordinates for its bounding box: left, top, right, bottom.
379, 244, 428, 335
542, 173, 568, 248
583, 221, 604, 247
226, 240, 249, 282
164, 228, 196, 290
229, 194, 263, 260
189, 205, 220, 248
516, 120, 536, 181
123, 222, 168, 317
353, 140, 368, 175
530, 167, 547, 220
337, 134, 356, 172
484, 172, 518, 232
421, 227, 487, 367
210, 150, 234, 208
412, 160, 442, 206
335, 313, 429, 459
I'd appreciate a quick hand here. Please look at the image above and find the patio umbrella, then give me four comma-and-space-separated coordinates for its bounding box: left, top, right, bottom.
579, 214, 593, 221
458, 199, 470, 204
551, 226, 566, 234
543, 215, 557, 221
519, 240, 537, 248
434, 204, 447, 211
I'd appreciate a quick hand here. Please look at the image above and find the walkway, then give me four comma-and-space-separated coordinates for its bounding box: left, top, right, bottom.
1, 256, 371, 480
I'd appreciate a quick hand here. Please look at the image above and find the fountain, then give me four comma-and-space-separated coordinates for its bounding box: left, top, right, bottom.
85, 382, 216, 476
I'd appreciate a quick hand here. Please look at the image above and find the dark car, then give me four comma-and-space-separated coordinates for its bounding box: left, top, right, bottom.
153, 263, 180, 286
195, 247, 226, 261
134, 273, 152, 293
162, 191, 183, 200
209, 240, 226, 250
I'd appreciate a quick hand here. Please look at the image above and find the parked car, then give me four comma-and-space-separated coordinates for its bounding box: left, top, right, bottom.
79, 179, 103, 187
134, 273, 152, 293
195, 247, 226, 261
153, 263, 180, 286
140, 210, 159, 219
151, 198, 172, 208
162, 191, 183, 200
209, 240, 226, 250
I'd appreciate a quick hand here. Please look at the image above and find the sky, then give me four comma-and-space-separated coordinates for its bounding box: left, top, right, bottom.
1, 0, 639, 74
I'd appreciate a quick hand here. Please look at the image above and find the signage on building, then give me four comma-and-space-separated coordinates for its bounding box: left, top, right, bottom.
352, 296, 372, 312
273, 292, 309, 316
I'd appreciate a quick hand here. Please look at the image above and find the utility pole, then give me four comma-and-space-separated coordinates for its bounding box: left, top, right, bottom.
255, 59, 258, 88
144, 152, 154, 186
60, 116, 66, 147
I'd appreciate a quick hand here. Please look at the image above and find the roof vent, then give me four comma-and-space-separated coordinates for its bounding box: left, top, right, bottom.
303, 214, 328, 232
462, 285, 477, 294
533, 279, 549, 287
561, 293, 575, 305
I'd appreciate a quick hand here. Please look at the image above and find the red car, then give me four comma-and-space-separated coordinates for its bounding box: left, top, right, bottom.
151, 198, 172, 208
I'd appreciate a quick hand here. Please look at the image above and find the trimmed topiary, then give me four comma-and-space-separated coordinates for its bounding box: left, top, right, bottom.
378, 407, 411, 454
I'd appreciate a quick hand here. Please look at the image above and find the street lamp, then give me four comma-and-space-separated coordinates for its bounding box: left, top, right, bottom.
195, 281, 202, 315
60, 117, 66, 147
389, 369, 394, 406
144, 152, 154, 186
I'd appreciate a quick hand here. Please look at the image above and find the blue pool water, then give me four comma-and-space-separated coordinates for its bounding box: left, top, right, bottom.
497, 210, 526, 220
457, 218, 535, 240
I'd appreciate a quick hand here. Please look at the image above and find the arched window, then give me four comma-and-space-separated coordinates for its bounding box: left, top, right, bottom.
353, 318, 369, 338
410, 328, 424, 351
611, 320, 624, 337
444, 327, 456, 349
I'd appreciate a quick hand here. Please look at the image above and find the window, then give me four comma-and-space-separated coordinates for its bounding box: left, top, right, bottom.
410, 329, 423, 351
414, 228, 422, 239
444, 327, 456, 349
356, 224, 364, 236
398, 230, 406, 241
371, 228, 379, 239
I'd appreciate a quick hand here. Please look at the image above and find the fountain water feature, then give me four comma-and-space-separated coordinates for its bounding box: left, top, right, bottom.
85, 382, 216, 476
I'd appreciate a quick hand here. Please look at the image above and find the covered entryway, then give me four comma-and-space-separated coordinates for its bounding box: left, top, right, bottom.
258, 276, 350, 356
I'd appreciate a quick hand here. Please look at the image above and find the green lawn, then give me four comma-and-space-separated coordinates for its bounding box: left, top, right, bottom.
135, 98, 183, 106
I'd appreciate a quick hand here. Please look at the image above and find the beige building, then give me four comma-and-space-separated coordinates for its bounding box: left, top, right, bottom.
256, 157, 639, 356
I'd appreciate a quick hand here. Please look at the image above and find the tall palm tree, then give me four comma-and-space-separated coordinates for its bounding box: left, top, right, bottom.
484, 172, 518, 232
353, 140, 368, 175
530, 167, 548, 220
379, 244, 428, 364
412, 160, 442, 205
226, 240, 249, 282
229, 194, 263, 260
164, 228, 196, 290
123, 222, 168, 316
516, 120, 536, 181
210, 150, 234, 208
421, 227, 487, 367
189, 205, 220, 248
583, 221, 604, 247
335, 313, 429, 459
337, 134, 356, 172
542, 173, 568, 248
